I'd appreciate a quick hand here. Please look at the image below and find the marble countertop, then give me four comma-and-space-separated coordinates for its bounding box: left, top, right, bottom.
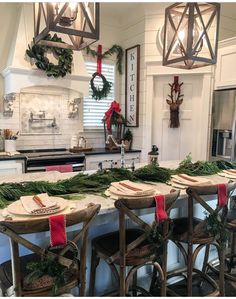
0, 160, 232, 222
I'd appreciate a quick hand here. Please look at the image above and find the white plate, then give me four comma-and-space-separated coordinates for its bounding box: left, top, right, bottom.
7, 197, 68, 216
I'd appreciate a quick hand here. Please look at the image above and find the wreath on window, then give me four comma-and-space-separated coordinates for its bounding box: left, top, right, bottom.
86, 44, 123, 101
90, 72, 113, 101
26, 34, 73, 78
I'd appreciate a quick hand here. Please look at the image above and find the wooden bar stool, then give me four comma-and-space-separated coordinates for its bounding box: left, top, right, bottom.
89, 190, 180, 296
0, 204, 100, 297
167, 182, 236, 297
206, 194, 236, 281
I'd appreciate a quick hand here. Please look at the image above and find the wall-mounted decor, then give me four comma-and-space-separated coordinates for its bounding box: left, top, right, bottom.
163, 2, 220, 69
68, 97, 81, 118
2, 93, 16, 117
86, 44, 123, 100
26, 34, 73, 78
125, 45, 140, 127
20, 92, 61, 135
33, 3, 99, 50
166, 76, 184, 128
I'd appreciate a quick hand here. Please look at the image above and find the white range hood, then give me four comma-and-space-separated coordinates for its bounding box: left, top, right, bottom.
1, 4, 90, 95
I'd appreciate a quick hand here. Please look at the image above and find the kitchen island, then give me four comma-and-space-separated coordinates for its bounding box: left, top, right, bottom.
0, 161, 233, 296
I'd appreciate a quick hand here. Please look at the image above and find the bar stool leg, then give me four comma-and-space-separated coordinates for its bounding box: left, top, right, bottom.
219, 247, 225, 296
89, 248, 100, 296
229, 232, 236, 271
202, 244, 210, 274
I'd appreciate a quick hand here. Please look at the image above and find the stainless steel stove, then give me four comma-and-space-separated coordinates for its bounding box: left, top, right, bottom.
20, 148, 85, 173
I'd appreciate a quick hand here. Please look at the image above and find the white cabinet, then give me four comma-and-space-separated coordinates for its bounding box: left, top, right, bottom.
215, 38, 236, 89
0, 160, 25, 176
85, 152, 141, 171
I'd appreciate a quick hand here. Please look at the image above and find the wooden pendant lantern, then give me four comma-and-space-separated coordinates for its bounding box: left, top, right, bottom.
163, 2, 220, 69
34, 2, 100, 50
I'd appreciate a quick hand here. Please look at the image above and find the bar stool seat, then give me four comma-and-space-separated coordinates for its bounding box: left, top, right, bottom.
92, 228, 162, 267
172, 217, 215, 243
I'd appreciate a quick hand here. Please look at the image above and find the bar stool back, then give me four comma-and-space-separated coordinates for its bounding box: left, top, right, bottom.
0, 204, 101, 297
168, 182, 236, 297
89, 190, 180, 296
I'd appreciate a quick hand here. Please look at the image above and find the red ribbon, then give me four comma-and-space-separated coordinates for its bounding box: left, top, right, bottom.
154, 194, 168, 222
173, 76, 180, 92
103, 100, 121, 132
49, 214, 67, 247
97, 44, 102, 75
217, 183, 227, 207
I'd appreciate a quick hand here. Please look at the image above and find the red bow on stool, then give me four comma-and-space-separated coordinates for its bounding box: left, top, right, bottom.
217, 183, 227, 207
49, 214, 67, 247
154, 194, 168, 222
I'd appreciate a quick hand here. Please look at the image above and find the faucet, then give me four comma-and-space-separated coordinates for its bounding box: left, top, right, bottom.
106, 134, 126, 168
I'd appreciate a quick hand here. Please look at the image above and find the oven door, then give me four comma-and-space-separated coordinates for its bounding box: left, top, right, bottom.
26, 156, 85, 173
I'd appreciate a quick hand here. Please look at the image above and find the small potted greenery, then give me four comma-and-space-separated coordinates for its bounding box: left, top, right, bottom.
123, 128, 133, 150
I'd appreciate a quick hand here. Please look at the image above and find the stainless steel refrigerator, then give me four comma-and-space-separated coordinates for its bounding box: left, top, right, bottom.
210, 89, 236, 161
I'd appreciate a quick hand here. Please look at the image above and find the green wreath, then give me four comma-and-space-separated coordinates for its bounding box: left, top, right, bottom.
26, 34, 73, 78
90, 72, 113, 101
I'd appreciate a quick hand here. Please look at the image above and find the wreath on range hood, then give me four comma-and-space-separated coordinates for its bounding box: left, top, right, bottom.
26, 34, 73, 78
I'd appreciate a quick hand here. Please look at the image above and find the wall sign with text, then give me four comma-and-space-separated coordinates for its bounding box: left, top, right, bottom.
125, 45, 140, 127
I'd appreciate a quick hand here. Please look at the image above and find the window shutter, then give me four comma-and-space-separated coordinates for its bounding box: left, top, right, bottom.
83, 62, 115, 129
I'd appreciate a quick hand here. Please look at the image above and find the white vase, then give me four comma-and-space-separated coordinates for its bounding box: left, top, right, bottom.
5, 140, 16, 152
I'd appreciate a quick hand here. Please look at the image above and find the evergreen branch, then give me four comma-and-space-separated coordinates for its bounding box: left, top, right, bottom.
86, 45, 124, 74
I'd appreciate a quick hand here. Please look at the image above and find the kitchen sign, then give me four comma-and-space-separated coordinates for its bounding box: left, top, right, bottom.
125, 45, 140, 127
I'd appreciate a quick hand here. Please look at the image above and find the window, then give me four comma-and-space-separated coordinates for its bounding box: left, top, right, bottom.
83, 61, 115, 129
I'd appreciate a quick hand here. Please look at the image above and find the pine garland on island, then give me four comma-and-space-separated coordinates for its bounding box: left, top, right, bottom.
0, 155, 236, 208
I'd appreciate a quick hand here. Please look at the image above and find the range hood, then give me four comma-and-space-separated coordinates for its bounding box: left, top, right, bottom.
1, 4, 90, 95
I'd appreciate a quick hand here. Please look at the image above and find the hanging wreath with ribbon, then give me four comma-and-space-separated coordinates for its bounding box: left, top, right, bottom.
26, 34, 73, 78
86, 44, 124, 74
86, 44, 124, 101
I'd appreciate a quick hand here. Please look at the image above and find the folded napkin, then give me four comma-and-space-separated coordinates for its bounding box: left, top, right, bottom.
20, 193, 59, 215
46, 164, 73, 173
49, 214, 67, 247
111, 180, 156, 196
171, 174, 212, 187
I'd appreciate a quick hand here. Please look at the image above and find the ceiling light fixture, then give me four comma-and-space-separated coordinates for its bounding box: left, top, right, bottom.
34, 2, 100, 50
162, 2, 220, 69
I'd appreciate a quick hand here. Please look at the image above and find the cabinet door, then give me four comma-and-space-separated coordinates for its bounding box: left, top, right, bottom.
215, 45, 236, 89
0, 160, 24, 176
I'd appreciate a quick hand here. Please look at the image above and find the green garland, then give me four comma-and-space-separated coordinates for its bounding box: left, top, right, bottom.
205, 211, 229, 248
26, 255, 71, 294
0, 168, 135, 208
86, 44, 124, 74
1, 155, 236, 208
26, 34, 73, 78
90, 72, 113, 101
